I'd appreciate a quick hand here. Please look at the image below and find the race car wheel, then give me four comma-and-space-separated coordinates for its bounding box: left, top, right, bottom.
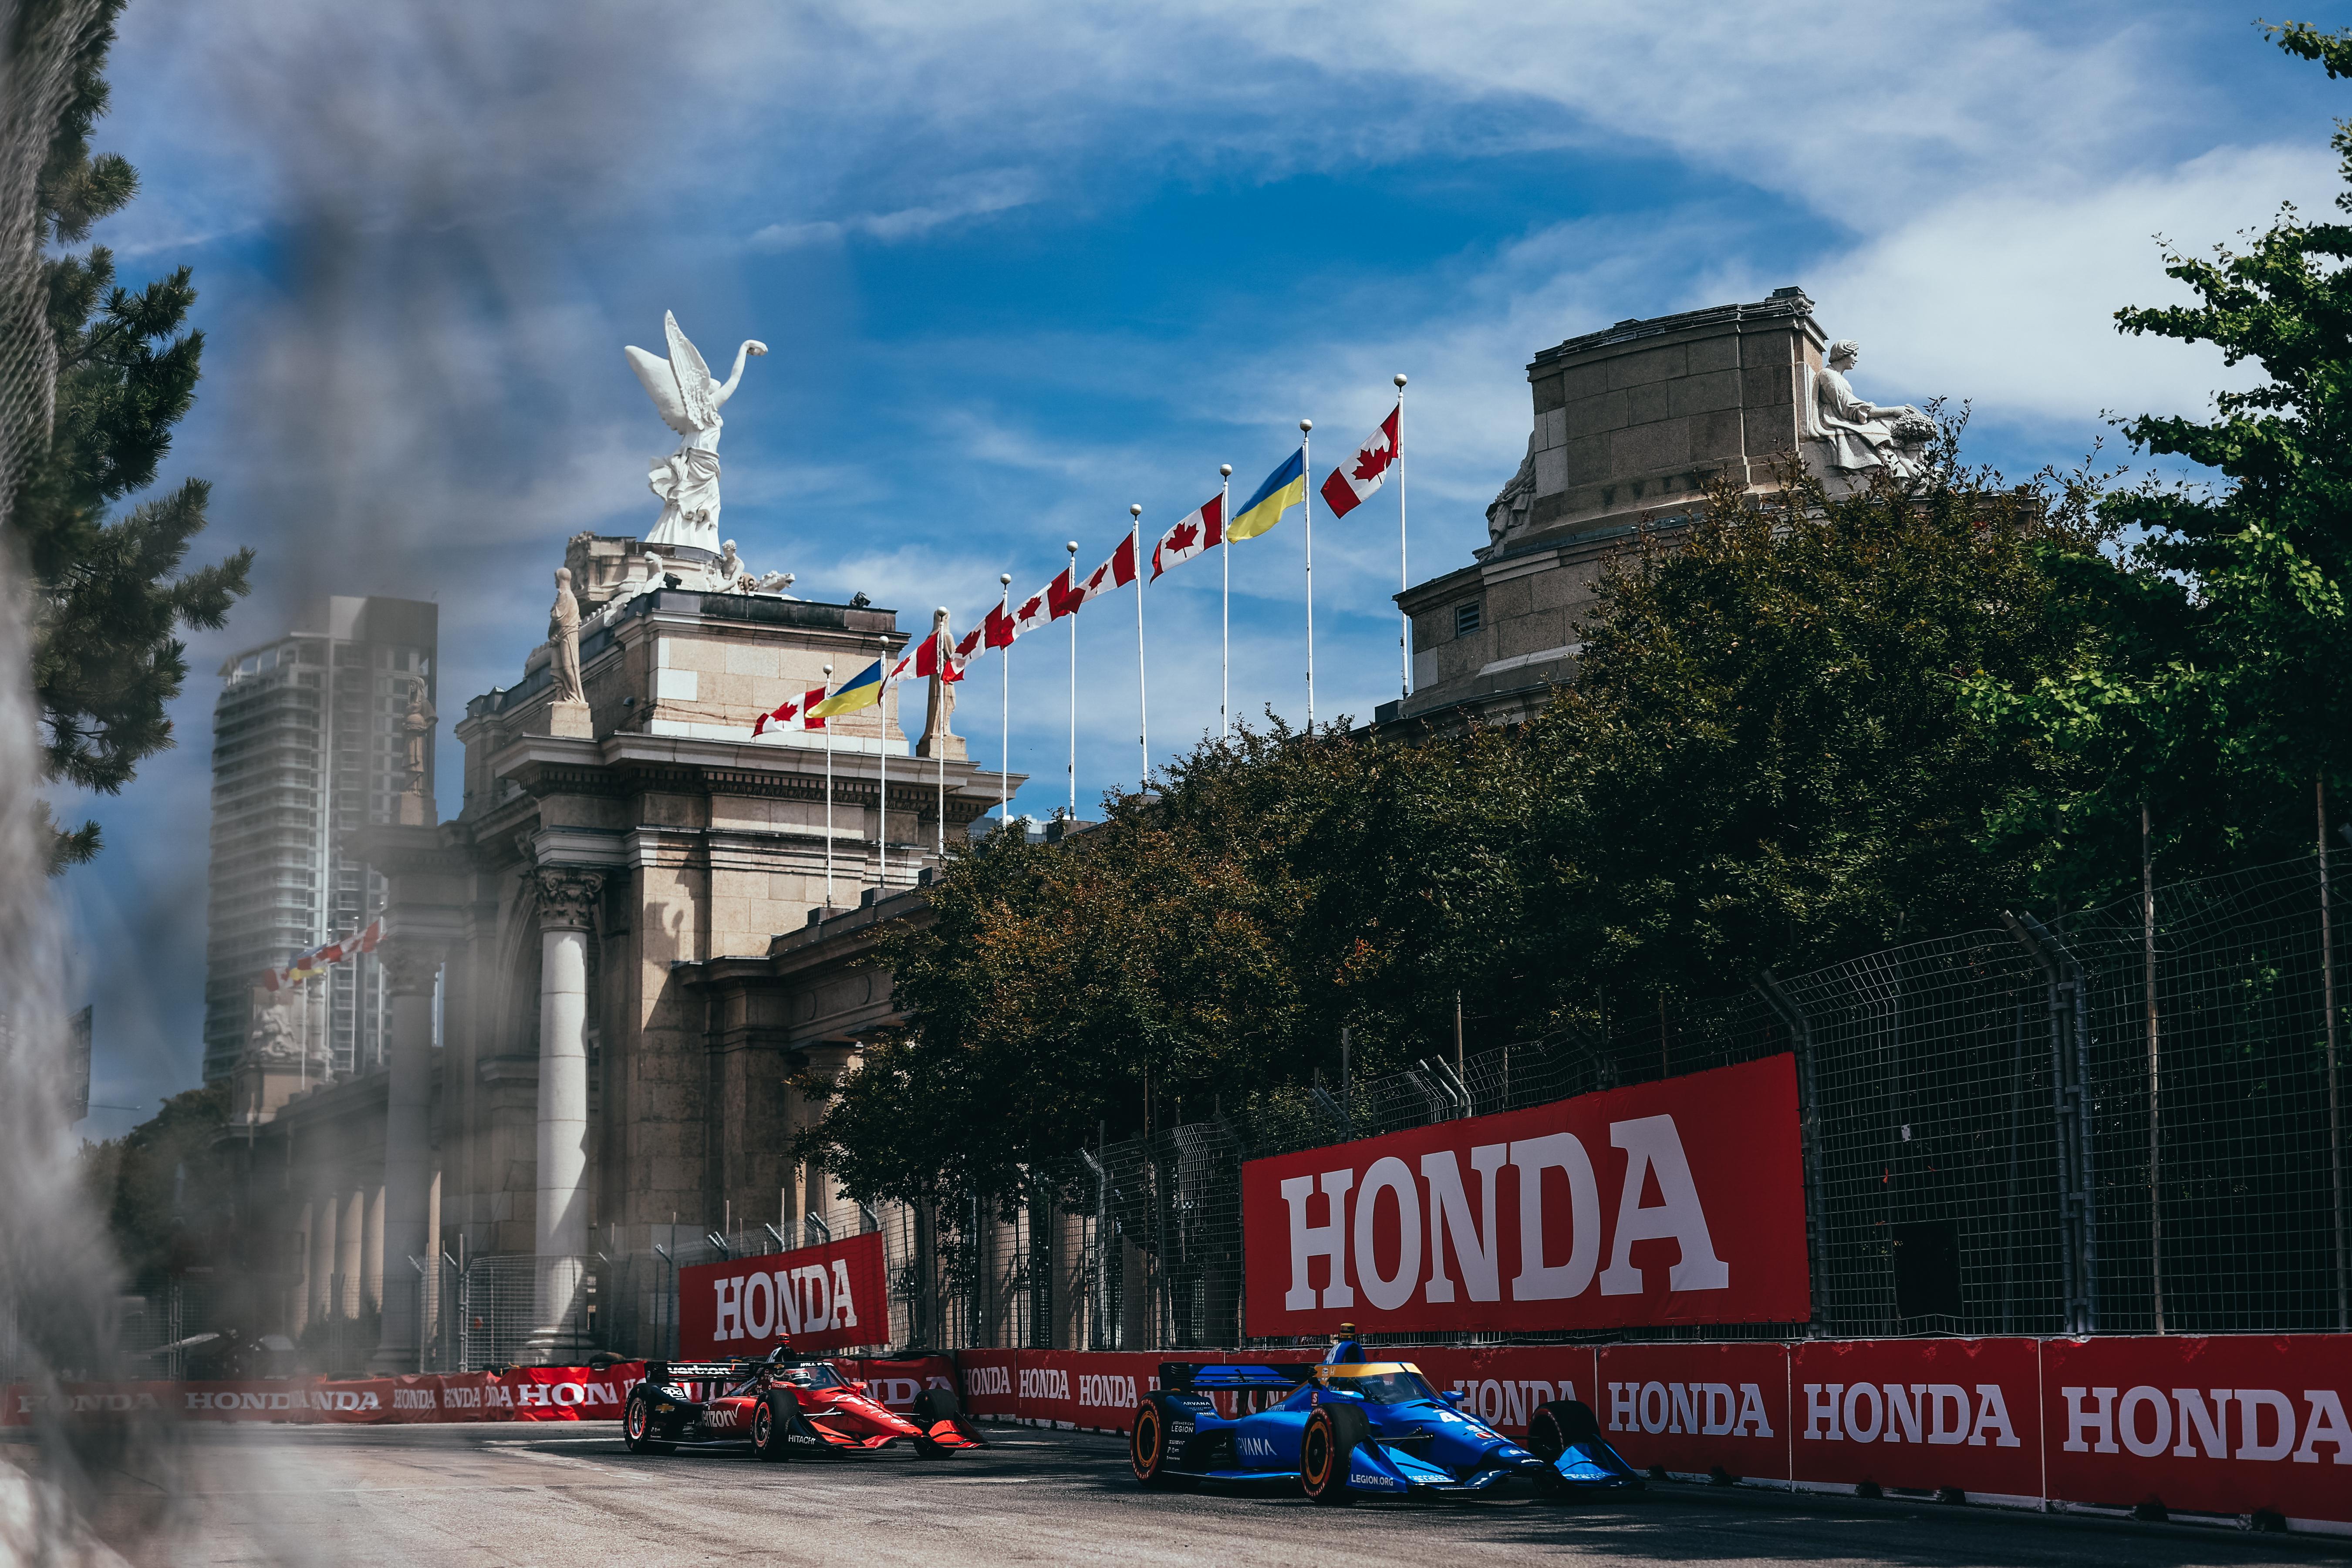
753, 1391, 797, 1463
1527, 1398, 1601, 1462
1299, 1403, 1370, 1506
622, 1391, 672, 1456
1129, 1394, 1189, 1489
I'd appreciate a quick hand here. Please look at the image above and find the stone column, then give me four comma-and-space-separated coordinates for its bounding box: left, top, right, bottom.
527, 866, 603, 1358
310, 1188, 337, 1327
370, 942, 441, 1371
290, 1200, 314, 1338
363, 1184, 385, 1314
340, 1188, 364, 1318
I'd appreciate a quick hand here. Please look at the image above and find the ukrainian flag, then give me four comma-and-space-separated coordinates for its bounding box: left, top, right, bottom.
811, 658, 884, 718
1230, 448, 1305, 540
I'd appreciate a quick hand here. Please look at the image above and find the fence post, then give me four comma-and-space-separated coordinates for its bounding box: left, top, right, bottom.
2143, 803, 2165, 1334
2004, 911, 2098, 1335
1756, 971, 1828, 1336
2323, 782, 2348, 1331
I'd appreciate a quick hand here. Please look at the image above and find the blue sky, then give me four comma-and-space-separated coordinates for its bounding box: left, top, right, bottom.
50, 0, 2352, 1132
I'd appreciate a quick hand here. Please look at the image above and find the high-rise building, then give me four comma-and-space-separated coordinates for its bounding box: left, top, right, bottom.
202, 595, 437, 1085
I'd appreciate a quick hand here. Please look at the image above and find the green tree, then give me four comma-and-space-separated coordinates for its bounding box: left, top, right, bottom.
802, 445, 2101, 1206
11, 0, 251, 868
1965, 22, 2352, 896
80, 1083, 231, 1278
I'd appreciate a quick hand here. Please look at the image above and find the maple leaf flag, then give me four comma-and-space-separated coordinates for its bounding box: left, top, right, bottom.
1067, 535, 1136, 614
984, 602, 1017, 649
1015, 574, 1062, 636
1151, 493, 1224, 580
799, 685, 828, 729
1319, 403, 1401, 518
752, 696, 800, 737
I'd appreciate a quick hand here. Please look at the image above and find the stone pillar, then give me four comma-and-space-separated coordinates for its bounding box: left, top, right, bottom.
311, 1188, 337, 1327
290, 1200, 314, 1338
527, 866, 603, 1357
370, 941, 441, 1371
340, 1188, 364, 1318
363, 1184, 385, 1314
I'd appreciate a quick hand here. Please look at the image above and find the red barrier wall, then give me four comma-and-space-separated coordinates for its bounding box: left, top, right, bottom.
0, 1354, 958, 1430
942, 1335, 2352, 1533
678, 1232, 892, 1357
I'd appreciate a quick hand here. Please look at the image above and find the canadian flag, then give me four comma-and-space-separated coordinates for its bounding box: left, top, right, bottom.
1319, 404, 1400, 519
914, 624, 968, 684
1151, 494, 1224, 580
799, 685, 828, 730
954, 624, 985, 672
1068, 535, 1137, 613
752, 696, 799, 737
1015, 574, 1063, 636
984, 602, 1017, 649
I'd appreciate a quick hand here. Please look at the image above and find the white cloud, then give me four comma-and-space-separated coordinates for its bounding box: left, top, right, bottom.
750, 173, 1040, 250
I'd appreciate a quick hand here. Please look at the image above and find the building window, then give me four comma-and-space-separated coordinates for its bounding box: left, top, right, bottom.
1454, 600, 1482, 638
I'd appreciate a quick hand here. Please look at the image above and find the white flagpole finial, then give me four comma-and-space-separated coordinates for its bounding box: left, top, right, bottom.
1299, 418, 1312, 434
1394, 373, 1407, 388
1220, 464, 1233, 477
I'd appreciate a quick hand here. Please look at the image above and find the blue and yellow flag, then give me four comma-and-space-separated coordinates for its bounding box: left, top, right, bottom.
810, 659, 884, 718
1230, 448, 1305, 540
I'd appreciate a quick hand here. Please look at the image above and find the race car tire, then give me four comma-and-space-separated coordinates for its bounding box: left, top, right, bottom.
1299, 1403, 1371, 1506
753, 1390, 799, 1463
911, 1387, 962, 1425
1526, 1398, 1601, 1462
1129, 1393, 1193, 1489
622, 1391, 673, 1455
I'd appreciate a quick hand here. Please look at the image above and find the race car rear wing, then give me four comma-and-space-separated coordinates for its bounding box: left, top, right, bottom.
1159, 1361, 1316, 1393
644, 1360, 749, 1383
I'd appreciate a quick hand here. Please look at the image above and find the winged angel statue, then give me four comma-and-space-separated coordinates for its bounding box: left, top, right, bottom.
626, 312, 766, 551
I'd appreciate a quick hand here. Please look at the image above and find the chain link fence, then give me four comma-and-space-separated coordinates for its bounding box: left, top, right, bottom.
376, 853, 2351, 1362
891, 854, 2352, 1352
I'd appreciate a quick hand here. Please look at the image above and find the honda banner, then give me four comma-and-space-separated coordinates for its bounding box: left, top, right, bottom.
678, 1231, 891, 1358
1241, 1055, 1809, 1336
2041, 1334, 2352, 1526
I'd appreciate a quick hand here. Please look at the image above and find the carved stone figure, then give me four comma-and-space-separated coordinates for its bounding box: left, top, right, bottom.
1486, 435, 1537, 549
1805, 340, 1932, 477
400, 683, 435, 794
916, 608, 965, 760
248, 1003, 294, 1063
625, 311, 767, 552
549, 567, 584, 705
717, 539, 742, 585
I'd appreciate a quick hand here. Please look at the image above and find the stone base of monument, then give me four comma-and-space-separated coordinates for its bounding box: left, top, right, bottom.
527, 700, 594, 739
396, 789, 434, 827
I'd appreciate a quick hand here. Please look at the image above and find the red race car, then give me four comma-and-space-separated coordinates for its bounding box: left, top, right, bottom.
622, 1347, 984, 1460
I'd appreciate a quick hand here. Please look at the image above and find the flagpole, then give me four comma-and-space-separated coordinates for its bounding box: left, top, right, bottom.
998, 573, 1012, 830
1395, 372, 1410, 701
823, 662, 834, 906
1131, 502, 1146, 791
1300, 418, 1314, 732
879, 668, 890, 894
935, 608, 948, 860
1218, 463, 1232, 742
1066, 540, 1078, 821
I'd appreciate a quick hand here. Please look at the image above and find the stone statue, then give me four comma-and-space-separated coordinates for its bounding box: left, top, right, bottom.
248, 1002, 294, 1063
916, 607, 964, 760
1805, 340, 1932, 478
1486, 435, 1537, 550
401, 682, 435, 794
625, 311, 767, 552
550, 567, 584, 705
717, 539, 742, 587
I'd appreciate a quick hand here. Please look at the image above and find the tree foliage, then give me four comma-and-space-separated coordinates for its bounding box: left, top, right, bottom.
10, 0, 251, 867
1961, 21, 2352, 900
803, 447, 2100, 1207
79, 1084, 231, 1279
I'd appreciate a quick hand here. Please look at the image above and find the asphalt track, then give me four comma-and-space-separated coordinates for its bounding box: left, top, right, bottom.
12, 1421, 2352, 1567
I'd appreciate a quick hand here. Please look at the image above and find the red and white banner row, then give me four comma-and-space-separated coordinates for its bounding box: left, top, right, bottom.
953, 1335, 2352, 1534
1, 1356, 958, 1430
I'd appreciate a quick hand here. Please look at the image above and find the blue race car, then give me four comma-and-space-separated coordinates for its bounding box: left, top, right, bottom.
1128, 1331, 1643, 1504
